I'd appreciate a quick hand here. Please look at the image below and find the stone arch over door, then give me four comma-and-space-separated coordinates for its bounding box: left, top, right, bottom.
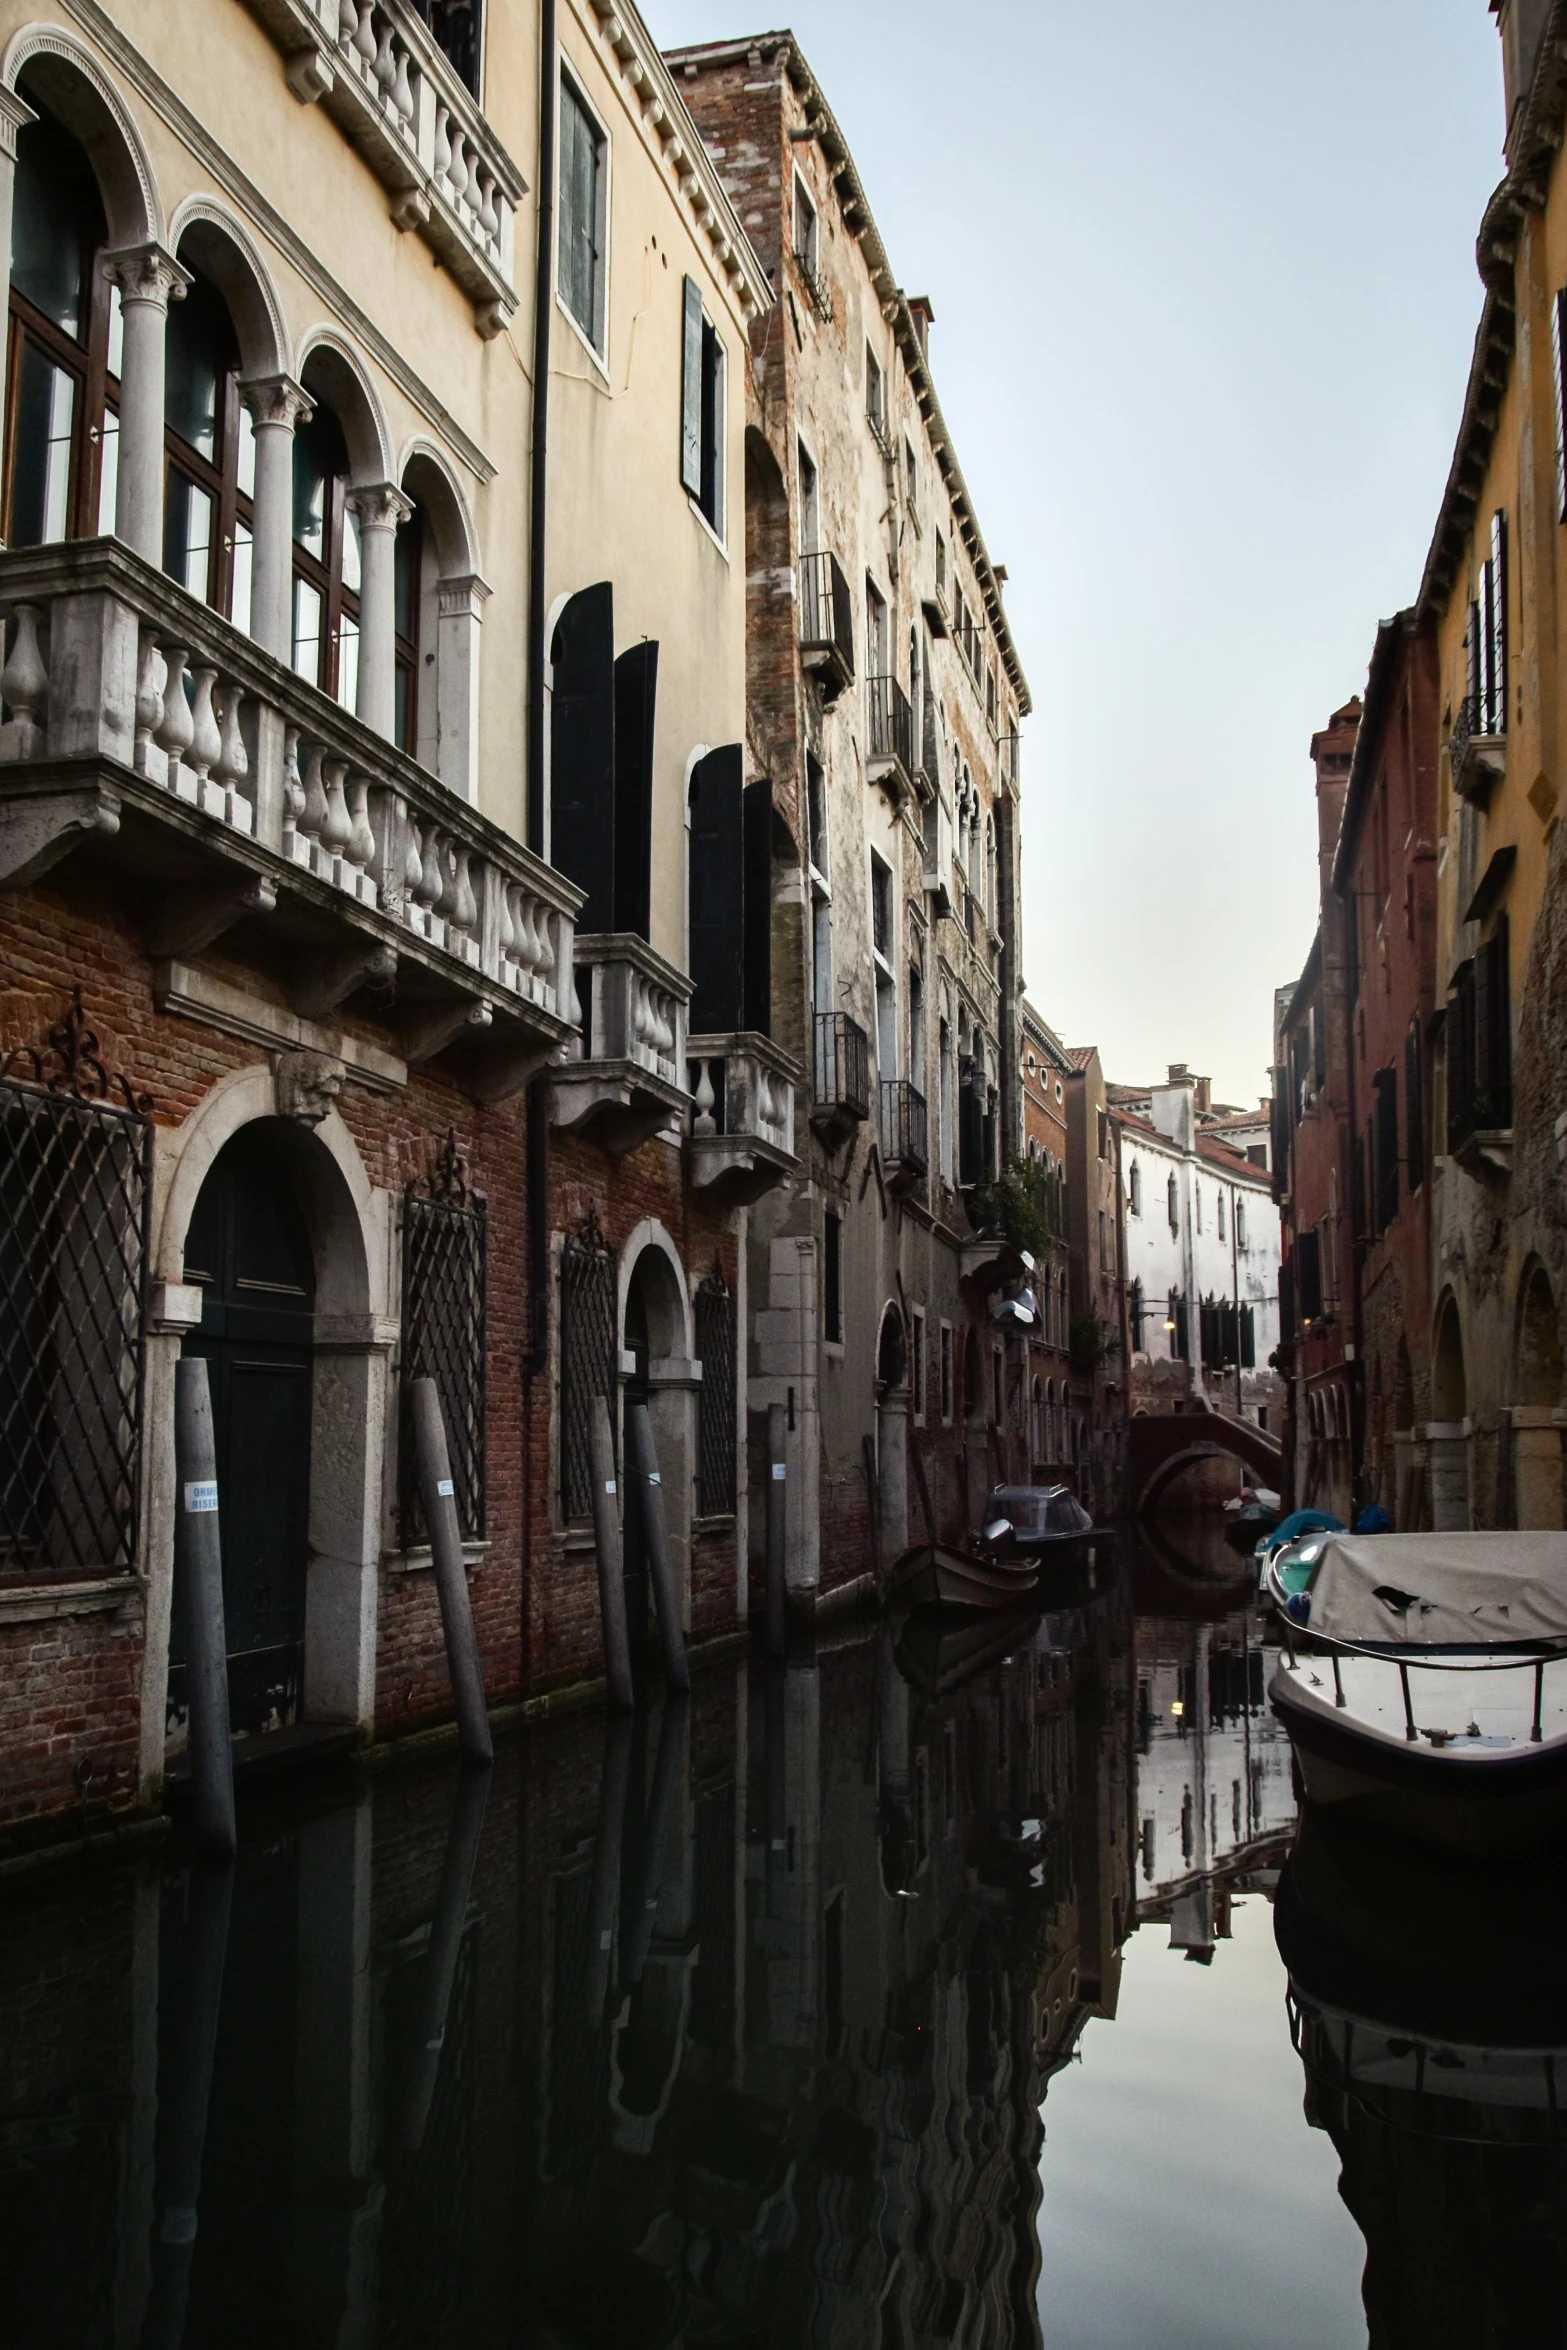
619, 1221, 696, 1647
140, 1062, 392, 1797
1514, 1259, 1564, 1529
1429, 1291, 1471, 1531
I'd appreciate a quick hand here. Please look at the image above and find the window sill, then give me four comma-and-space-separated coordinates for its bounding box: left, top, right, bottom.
823, 1339, 846, 1361
686, 492, 730, 562
692, 1513, 737, 1536
383, 1538, 490, 1577
0, 1575, 141, 1625
556, 293, 611, 384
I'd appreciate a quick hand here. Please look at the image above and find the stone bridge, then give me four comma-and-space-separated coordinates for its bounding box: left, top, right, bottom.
1127, 1410, 1284, 1519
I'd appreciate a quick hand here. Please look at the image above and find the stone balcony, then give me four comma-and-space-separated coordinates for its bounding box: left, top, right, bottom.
241, 0, 523, 335
0, 538, 580, 1098
550, 933, 691, 1158
686, 1032, 799, 1203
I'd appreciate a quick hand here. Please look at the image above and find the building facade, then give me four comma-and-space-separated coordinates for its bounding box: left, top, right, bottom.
1020, 996, 1073, 1480
1116, 1071, 1283, 1432
1062, 1045, 1127, 1519
671, 34, 1031, 1583
0, 0, 778, 1845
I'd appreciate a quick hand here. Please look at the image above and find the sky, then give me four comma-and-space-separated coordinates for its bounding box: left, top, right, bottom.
652, 0, 1506, 1108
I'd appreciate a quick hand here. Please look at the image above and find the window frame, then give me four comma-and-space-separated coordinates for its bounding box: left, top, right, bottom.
681, 272, 728, 547
911, 1304, 926, 1428
556, 63, 611, 368
939, 1320, 953, 1423
290, 412, 363, 709
823, 1207, 843, 1351
161, 273, 255, 624
791, 169, 819, 280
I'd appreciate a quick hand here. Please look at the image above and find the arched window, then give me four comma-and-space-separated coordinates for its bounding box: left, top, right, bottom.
393, 498, 422, 751
1167, 1172, 1179, 1233
4, 97, 117, 546
1129, 1277, 1144, 1351
1129, 1161, 1142, 1216
163, 266, 254, 621
291, 401, 361, 709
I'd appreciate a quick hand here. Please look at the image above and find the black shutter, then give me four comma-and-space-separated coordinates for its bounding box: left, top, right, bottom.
1279, 1252, 1294, 1338
550, 582, 616, 933
1477, 915, 1512, 1127
1270, 1068, 1289, 1182
612, 640, 657, 939
1375, 1068, 1399, 1231
1240, 1306, 1255, 1369
1447, 959, 1475, 1151
742, 775, 772, 1035
1405, 1018, 1424, 1192
687, 744, 744, 1033
959, 1068, 982, 1187
680, 274, 703, 497
1296, 1228, 1321, 1323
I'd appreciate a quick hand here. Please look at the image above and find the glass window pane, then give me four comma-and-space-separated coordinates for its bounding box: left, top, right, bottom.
394, 662, 411, 752
164, 275, 230, 459
229, 519, 253, 635
163, 469, 213, 601
558, 81, 600, 343
106, 282, 123, 379
341, 504, 361, 596
235, 399, 255, 499
292, 416, 330, 557
9, 340, 77, 545
337, 609, 359, 714
394, 509, 418, 640
292, 575, 322, 682
11, 115, 102, 341
96, 405, 119, 534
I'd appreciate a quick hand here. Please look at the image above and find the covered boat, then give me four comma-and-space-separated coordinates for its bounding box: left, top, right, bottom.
981, 1484, 1094, 1555
886, 1539, 1041, 1613
1268, 1532, 1567, 1852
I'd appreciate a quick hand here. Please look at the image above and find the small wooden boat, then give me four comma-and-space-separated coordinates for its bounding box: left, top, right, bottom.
887, 1539, 1039, 1613
1268, 1531, 1567, 1853
983, 1483, 1095, 1558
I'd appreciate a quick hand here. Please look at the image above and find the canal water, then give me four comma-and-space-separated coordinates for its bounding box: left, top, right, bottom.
1, 1527, 1561, 2348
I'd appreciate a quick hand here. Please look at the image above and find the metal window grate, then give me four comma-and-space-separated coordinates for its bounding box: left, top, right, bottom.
401, 1132, 486, 1543
560, 1212, 615, 1522
0, 996, 152, 1577
695, 1263, 736, 1517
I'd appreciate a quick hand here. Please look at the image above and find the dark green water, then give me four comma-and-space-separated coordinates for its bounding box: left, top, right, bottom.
2, 1538, 1562, 2348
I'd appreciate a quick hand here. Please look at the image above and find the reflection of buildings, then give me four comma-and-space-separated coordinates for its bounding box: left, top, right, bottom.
1132, 1609, 1296, 1960
0, 1597, 1140, 2346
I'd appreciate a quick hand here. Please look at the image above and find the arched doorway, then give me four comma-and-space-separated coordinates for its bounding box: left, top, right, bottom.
1430, 1294, 1470, 1531
1514, 1262, 1564, 1530
875, 1304, 909, 1562
172, 1122, 315, 1736
622, 1242, 690, 1660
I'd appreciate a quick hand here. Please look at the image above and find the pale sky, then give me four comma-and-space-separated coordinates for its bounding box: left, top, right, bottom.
652, 0, 1505, 1107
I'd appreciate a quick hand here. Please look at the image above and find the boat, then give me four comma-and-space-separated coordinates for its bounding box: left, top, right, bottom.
981, 1483, 1095, 1558
886, 1539, 1041, 1613
1223, 1485, 1282, 1553
1267, 1531, 1567, 1852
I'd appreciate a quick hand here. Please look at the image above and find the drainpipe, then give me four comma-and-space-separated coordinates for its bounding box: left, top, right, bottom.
524, 0, 556, 1386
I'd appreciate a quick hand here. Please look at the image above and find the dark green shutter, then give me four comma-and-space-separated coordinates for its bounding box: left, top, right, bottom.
687, 744, 744, 1032
550, 582, 615, 932
612, 641, 657, 940
680, 275, 703, 497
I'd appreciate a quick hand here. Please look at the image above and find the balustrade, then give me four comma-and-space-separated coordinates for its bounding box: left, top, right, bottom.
0, 540, 578, 1089
687, 1030, 799, 1202
551, 932, 693, 1158
243, 0, 522, 328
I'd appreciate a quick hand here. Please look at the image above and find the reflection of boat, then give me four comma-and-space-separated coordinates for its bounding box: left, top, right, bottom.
1269, 1532, 1567, 1852
894, 1601, 1042, 1698
887, 1541, 1040, 1612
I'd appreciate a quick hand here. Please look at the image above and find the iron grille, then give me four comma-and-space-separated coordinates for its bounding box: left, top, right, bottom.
695, 1264, 736, 1517
560, 1212, 615, 1522
0, 996, 151, 1578
401, 1131, 486, 1543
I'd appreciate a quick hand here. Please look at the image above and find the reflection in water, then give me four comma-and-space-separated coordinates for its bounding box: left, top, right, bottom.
0, 1540, 1554, 2345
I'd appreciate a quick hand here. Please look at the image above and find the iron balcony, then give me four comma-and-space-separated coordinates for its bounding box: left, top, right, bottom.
1449, 690, 1506, 805
867, 674, 917, 805
797, 551, 855, 704
812, 1010, 870, 1141
879, 1077, 928, 1182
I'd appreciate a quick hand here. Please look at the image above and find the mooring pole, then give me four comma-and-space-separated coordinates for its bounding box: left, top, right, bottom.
174, 1356, 236, 1860
141, 1855, 233, 2349
409, 1378, 493, 1764
766, 1401, 787, 1660
394, 1759, 492, 2150
625, 1399, 689, 1691
585, 1709, 634, 2024
589, 1395, 634, 1711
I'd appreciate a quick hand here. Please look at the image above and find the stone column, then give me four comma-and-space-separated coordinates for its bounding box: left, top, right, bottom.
1512, 1405, 1565, 1530
347, 481, 412, 741
104, 243, 191, 563
239, 374, 312, 661
1426, 1418, 1471, 1532
0, 86, 36, 523
876, 1382, 909, 1564
436, 570, 489, 800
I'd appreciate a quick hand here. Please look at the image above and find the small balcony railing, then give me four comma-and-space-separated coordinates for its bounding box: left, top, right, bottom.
1450, 689, 1506, 803
687, 1030, 799, 1202
812, 1011, 870, 1134
798, 551, 854, 702
551, 932, 691, 1157
879, 1078, 928, 1178
241, 0, 522, 331
867, 675, 915, 800
0, 538, 579, 1092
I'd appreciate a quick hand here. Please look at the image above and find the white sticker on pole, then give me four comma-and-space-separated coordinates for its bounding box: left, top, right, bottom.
605, 1478, 617, 1495
648, 1472, 661, 1485
183, 1481, 219, 1514
436, 1478, 454, 1497
772, 1463, 787, 1481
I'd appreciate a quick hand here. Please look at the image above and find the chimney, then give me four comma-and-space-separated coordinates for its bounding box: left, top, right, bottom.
1166, 1062, 1189, 1084
1151, 1069, 1196, 1152
1494, 0, 1550, 151
908, 295, 934, 357
1193, 1075, 1212, 1115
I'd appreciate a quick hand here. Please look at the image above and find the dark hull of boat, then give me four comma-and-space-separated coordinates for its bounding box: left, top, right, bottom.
887, 1542, 1040, 1613
1271, 1665, 1567, 1854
